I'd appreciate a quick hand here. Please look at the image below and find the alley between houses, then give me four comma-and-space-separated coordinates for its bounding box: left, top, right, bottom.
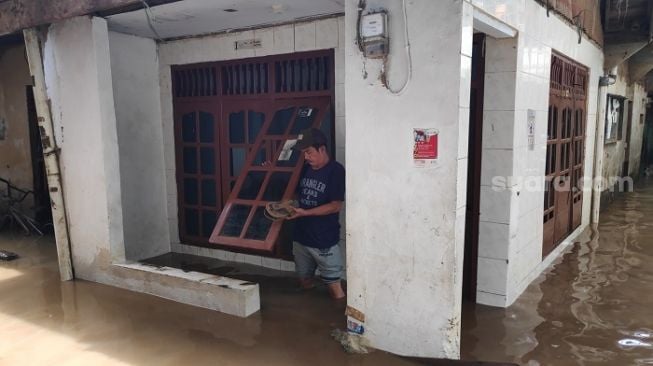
462, 179, 653, 365
1, 179, 653, 365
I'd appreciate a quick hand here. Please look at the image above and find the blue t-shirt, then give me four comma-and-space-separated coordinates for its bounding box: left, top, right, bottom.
294, 160, 345, 249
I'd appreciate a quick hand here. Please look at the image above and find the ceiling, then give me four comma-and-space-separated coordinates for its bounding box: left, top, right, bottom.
603, 0, 652, 43
105, 0, 344, 40
600, 0, 653, 84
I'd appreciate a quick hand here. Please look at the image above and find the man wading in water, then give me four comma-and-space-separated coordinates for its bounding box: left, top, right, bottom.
287, 128, 345, 300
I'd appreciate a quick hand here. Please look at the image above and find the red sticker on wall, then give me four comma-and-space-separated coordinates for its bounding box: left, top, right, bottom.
413, 128, 438, 168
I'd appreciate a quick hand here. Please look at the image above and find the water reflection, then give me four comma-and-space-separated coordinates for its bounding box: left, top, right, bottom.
0, 232, 414, 365
463, 180, 653, 365
618, 339, 652, 348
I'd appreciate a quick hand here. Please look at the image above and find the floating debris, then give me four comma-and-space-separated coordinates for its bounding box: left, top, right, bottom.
618, 339, 652, 348
331, 329, 370, 354
0, 250, 18, 261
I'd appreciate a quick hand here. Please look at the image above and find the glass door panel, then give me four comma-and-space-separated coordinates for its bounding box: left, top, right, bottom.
209, 97, 331, 252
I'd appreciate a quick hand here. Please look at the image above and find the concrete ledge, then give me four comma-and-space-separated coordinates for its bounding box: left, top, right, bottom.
111, 263, 260, 317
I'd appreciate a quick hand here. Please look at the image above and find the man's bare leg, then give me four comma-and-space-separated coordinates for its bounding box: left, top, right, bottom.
327, 281, 345, 299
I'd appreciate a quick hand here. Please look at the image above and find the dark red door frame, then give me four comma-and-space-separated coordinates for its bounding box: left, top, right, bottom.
463, 33, 485, 302
172, 50, 335, 252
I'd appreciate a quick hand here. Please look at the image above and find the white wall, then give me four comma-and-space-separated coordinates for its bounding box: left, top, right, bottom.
157, 16, 346, 270
42, 17, 261, 318
470, 0, 604, 307
627, 85, 647, 176
109, 31, 171, 261
0, 43, 33, 206
477, 35, 520, 305
44, 16, 126, 274
600, 63, 648, 185
345, 0, 471, 358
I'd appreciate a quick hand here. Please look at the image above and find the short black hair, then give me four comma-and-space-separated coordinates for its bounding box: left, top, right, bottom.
294, 128, 328, 151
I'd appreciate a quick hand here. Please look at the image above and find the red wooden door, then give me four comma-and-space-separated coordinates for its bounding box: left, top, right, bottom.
171, 50, 334, 252
543, 53, 588, 257
571, 66, 588, 229
174, 102, 223, 241
554, 104, 572, 244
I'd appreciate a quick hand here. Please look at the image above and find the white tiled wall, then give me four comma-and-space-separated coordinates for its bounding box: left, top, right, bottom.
472, 0, 605, 307
157, 16, 345, 271
475, 34, 518, 302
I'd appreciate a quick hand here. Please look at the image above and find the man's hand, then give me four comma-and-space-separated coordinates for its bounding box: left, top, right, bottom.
286, 201, 342, 220
287, 207, 308, 220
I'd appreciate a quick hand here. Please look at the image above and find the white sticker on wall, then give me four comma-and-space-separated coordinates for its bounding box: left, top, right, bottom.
528, 109, 535, 151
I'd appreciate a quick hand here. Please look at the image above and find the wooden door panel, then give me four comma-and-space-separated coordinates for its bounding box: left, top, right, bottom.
571, 97, 586, 230
174, 103, 222, 243
209, 97, 332, 252
543, 53, 588, 258
554, 175, 571, 243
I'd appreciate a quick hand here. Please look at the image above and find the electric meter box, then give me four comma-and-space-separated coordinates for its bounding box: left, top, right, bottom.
360, 11, 389, 58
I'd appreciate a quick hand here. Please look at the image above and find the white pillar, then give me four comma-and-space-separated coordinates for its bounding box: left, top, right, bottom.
43, 16, 125, 277
344, 0, 470, 358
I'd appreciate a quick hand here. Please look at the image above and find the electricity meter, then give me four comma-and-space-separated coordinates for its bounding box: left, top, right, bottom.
359, 11, 388, 58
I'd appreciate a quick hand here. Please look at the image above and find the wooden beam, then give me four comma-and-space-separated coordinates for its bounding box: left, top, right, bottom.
23, 28, 74, 281
0, 32, 22, 46
0, 0, 180, 37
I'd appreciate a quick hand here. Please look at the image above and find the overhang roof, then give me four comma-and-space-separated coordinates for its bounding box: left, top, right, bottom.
601, 0, 653, 85
0, 0, 180, 37
0, 0, 343, 40
105, 0, 344, 40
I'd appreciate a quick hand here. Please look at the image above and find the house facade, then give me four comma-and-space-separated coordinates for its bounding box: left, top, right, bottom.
1, 0, 652, 359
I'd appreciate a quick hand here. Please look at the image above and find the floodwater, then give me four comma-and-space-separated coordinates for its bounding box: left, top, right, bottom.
0, 233, 416, 365
1, 180, 652, 365
462, 179, 653, 365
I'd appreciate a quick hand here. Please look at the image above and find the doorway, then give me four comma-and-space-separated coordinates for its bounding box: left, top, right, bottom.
622, 100, 633, 178
26, 86, 52, 227
542, 53, 588, 257
462, 33, 486, 302
172, 50, 335, 257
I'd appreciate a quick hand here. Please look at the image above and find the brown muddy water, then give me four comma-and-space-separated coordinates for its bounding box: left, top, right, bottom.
1, 181, 653, 365
462, 180, 653, 365
0, 233, 417, 365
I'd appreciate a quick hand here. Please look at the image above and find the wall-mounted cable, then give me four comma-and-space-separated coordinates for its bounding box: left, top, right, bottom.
381, 0, 412, 95
356, 0, 367, 53
140, 0, 162, 41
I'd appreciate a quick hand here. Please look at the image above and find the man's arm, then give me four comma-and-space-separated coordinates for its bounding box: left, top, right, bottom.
288, 201, 342, 219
